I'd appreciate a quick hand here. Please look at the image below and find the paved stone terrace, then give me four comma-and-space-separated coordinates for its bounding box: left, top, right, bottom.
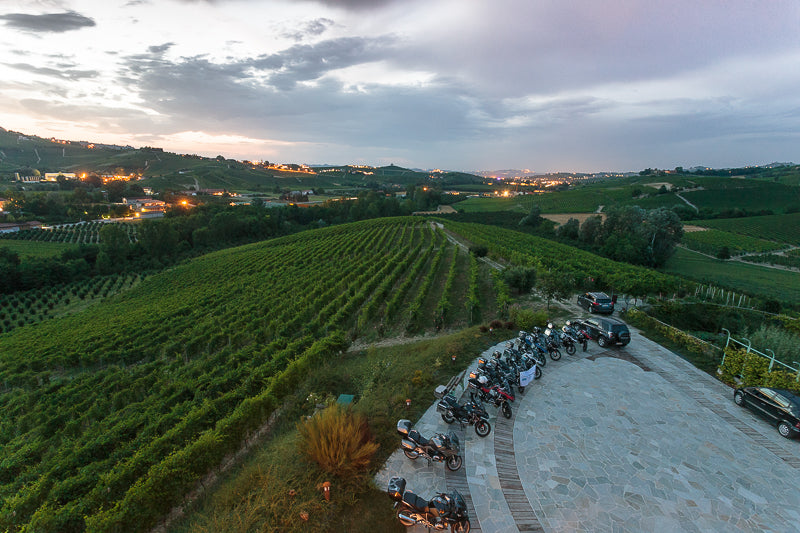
376, 326, 800, 532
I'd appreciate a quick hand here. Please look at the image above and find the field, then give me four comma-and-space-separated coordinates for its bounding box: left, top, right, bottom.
0, 217, 508, 532
0, 240, 70, 258
692, 213, 800, 245
680, 228, 786, 256
663, 247, 800, 303
680, 181, 800, 213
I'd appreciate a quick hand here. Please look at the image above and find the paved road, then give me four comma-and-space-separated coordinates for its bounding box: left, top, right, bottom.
376, 326, 800, 532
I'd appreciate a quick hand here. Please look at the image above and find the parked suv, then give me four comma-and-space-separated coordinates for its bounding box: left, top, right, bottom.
575, 316, 630, 347
577, 292, 614, 314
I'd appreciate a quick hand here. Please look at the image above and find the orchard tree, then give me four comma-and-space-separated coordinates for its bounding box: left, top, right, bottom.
538, 269, 577, 311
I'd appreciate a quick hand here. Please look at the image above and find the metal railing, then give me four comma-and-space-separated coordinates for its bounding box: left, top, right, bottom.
721, 328, 800, 381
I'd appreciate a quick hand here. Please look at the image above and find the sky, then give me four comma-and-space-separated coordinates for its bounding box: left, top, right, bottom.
0, 0, 798, 172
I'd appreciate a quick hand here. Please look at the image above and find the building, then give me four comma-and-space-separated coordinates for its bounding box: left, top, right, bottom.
43, 172, 78, 182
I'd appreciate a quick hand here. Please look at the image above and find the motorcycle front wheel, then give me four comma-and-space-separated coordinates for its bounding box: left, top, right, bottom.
446, 454, 463, 471
501, 401, 512, 419
549, 349, 561, 361
533, 353, 545, 367
565, 343, 576, 355
534, 366, 542, 380
451, 519, 471, 533
403, 448, 420, 460
474, 420, 491, 437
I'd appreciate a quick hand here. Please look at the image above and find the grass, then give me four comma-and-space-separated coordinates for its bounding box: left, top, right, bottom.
172, 326, 515, 533
663, 247, 800, 303
0, 239, 71, 258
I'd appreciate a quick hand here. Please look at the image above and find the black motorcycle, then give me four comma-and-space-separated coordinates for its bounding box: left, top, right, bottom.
388, 476, 471, 532
397, 419, 463, 471
437, 393, 491, 437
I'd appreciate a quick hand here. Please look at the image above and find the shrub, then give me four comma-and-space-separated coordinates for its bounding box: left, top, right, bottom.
510, 308, 547, 331
469, 244, 488, 257
297, 404, 379, 478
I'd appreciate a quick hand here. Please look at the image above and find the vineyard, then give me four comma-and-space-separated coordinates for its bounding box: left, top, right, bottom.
680, 181, 800, 213
0, 217, 504, 533
0, 240, 70, 259
0, 273, 144, 334
439, 220, 686, 297
680, 228, 786, 257
746, 248, 800, 270
0, 221, 138, 244
692, 213, 800, 245
663, 247, 800, 303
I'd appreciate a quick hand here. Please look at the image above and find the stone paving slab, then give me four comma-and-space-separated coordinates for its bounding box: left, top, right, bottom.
375, 325, 800, 532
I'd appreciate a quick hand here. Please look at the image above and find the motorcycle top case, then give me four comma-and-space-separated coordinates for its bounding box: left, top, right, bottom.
397, 419, 412, 437
387, 476, 406, 502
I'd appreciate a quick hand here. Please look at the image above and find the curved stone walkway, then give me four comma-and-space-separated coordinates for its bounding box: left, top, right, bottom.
376, 326, 800, 532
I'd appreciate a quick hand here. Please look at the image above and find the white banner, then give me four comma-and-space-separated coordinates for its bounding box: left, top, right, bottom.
519, 366, 537, 387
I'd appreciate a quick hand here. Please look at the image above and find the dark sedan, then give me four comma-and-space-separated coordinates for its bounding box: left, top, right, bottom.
734, 387, 800, 439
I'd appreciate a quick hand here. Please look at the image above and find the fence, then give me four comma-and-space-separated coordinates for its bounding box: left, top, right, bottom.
720, 327, 800, 381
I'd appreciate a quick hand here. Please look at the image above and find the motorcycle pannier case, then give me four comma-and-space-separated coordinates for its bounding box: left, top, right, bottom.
400, 438, 416, 452
396, 419, 412, 437
387, 476, 406, 502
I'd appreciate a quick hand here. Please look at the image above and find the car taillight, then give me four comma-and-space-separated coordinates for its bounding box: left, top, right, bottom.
795, 421, 800, 430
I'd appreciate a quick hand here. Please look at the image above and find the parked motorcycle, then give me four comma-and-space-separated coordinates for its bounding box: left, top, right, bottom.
388, 476, 471, 532
467, 376, 514, 419
543, 323, 563, 360
559, 329, 577, 355
397, 419, 463, 471
437, 393, 491, 437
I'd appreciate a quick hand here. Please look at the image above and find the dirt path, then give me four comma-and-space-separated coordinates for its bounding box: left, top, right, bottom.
675, 193, 698, 211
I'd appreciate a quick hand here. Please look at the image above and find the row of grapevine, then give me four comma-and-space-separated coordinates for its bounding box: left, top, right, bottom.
465, 252, 481, 324
434, 244, 461, 329
0, 221, 138, 244
405, 230, 449, 332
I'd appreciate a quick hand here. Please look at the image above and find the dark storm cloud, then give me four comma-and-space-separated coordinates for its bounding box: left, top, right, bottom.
0, 11, 95, 33
251, 36, 394, 89
5, 62, 99, 80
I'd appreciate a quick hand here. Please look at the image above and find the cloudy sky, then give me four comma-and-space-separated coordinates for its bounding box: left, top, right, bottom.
0, 0, 798, 172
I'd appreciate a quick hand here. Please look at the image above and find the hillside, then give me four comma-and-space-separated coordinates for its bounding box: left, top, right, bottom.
0, 215, 690, 532
0, 127, 482, 194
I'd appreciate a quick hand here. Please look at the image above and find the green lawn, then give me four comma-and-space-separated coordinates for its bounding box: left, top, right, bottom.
0, 239, 71, 258
663, 247, 800, 303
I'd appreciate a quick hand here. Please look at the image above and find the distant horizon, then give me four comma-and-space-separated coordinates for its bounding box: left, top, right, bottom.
3, 124, 795, 177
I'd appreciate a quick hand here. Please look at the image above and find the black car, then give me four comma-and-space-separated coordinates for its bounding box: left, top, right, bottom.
734, 387, 800, 439
577, 292, 614, 314
574, 316, 630, 347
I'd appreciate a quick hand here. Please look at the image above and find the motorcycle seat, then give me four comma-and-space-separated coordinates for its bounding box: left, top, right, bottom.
403, 490, 430, 513
408, 429, 428, 446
